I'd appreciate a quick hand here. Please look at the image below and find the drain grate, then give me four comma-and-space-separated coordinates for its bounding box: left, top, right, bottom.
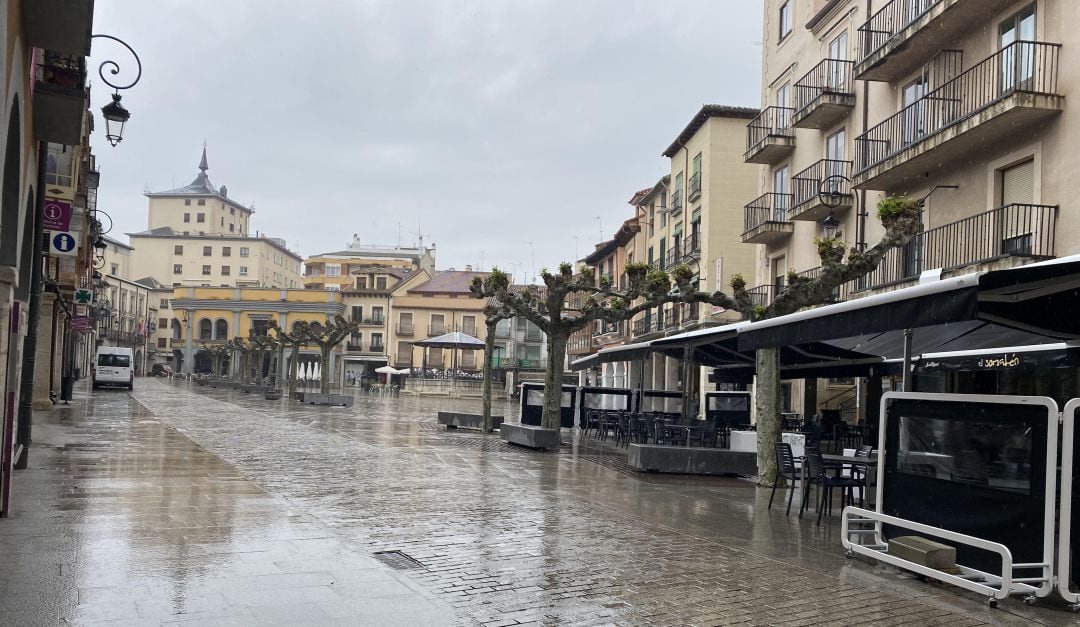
372, 550, 424, 570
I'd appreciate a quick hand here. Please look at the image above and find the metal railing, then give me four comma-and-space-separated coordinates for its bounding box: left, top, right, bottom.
792, 159, 853, 209
597, 320, 622, 336
354, 317, 384, 326
369, 343, 384, 353
857, 0, 941, 64
747, 285, 779, 308
346, 342, 364, 352
688, 172, 701, 199
793, 58, 855, 115
746, 106, 794, 153
683, 302, 699, 322
397, 324, 414, 336
37, 51, 86, 90
856, 41, 1061, 173
856, 203, 1057, 292
671, 189, 683, 211
744, 193, 793, 234
664, 307, 680, 330
685, 232, 701, 257
795, 266, 848, 302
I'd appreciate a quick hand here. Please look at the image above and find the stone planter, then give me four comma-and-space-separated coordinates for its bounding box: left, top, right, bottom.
264, 389, 283, 400
437, 412, 503, 431
303, 393, 353, 407
500, 423, 561, 451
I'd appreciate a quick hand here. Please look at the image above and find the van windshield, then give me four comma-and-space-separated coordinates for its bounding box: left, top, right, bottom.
98, 354, 130, 368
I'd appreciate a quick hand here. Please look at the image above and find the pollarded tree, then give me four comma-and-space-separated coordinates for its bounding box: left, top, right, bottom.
480, 299, 514, 433
301, 315, 359, 394
472, 262, 740, 430
728, 194, 921, 485
268, 320, 308, 398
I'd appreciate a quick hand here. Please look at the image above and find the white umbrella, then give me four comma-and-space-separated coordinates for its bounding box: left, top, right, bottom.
374, 365, 398, 375
311, 361, 321, 382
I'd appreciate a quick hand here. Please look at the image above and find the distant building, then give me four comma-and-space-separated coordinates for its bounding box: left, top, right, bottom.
129, 148, 303, 289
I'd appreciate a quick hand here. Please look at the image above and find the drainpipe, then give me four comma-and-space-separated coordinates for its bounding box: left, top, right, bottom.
15, 143, 48, 469
857, 0, 872, 252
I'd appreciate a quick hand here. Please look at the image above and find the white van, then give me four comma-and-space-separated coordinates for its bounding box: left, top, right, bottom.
93, 346, 134, 390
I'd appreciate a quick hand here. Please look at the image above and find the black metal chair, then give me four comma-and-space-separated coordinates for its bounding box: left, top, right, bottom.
768, 441, 800, 515
851, 444, 874, 506
800, 446, 861, 525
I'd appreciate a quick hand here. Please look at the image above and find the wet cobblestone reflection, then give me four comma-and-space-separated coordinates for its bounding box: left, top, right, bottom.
1, 379, 1073, 625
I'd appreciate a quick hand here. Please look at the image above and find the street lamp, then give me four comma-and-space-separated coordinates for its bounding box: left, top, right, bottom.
90, 34, 142, 147
821, 213, 840, 239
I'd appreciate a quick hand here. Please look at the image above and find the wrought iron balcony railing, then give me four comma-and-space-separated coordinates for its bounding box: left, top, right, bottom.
857, 0, 940, 65
744, 193, 793, 234
792, 159, 853, 215
793, 58, 855, 116
688, 172, 701, 200
855, 41, 1061, 174
671, 189, 683, 212
745, 106, 794, 159
857, 203, 1057, 292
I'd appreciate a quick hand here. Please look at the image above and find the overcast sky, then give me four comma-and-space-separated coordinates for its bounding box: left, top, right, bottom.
89, 1, 762, 283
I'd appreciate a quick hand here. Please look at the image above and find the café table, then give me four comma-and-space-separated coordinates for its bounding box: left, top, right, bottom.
822, 453, 877, 508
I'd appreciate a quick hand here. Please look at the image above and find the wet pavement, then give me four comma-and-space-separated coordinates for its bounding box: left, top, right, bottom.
2, 378, 1077, 625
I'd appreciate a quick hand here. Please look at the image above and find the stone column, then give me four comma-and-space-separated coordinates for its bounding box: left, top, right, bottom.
183, 312, 194, 374
31, 293, 57, 410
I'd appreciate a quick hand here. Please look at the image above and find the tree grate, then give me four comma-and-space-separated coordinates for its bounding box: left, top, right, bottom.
372, 550, 424, 570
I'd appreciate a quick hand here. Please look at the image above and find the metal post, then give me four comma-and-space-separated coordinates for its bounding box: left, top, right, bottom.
902, 328, 914, 392
681, 344, 692, 422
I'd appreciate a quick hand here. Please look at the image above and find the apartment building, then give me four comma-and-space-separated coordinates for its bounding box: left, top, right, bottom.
303, 239, 436, 290
341, 264, 429, 384
169, 286, 344, 375
129, 149, 303, 289
389, 271, 488, 371
747, 0, 1073, 417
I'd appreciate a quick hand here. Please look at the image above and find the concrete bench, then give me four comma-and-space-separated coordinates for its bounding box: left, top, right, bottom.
627, 444, 757, 476
437, 412, 503, 431
501, 423, 561, 451
303, 393, 354, 407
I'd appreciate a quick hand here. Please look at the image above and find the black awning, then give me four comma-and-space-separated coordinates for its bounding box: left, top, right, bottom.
739, 256, 1080, 351
917, 344, 1080, 373
568, 340, 657, 371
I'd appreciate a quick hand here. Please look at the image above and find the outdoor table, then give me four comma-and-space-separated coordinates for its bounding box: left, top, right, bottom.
665, 423, 704, 447
729, 431, 806, 456
822, 453, 877, 507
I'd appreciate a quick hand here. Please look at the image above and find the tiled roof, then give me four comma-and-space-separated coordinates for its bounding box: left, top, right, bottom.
408, 270, 489, 294
662, 104, 760, 157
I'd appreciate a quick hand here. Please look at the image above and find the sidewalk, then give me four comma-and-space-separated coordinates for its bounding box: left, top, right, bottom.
0, 382, 454, 626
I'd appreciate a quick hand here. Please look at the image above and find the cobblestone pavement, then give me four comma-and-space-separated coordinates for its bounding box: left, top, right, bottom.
112, 379, 1075, 626
0, 383, 451, 626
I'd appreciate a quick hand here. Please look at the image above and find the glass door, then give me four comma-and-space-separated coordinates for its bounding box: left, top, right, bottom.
902, 78, 928, 146
1000, 5, 1036, 92
773, 165, 790, 220
825, 129, 846, 195
828, 31, 849, 91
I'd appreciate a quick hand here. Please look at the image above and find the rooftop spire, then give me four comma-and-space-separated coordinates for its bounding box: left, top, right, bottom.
199, 142, 208, 173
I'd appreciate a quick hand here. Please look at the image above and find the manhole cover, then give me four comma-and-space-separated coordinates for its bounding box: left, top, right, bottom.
372, 550, 424, 570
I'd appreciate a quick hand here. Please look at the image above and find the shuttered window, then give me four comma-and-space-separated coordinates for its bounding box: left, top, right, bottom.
1001, 159, 1034, 205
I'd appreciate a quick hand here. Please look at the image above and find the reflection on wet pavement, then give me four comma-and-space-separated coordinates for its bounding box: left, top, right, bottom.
2, 378, 1073, 625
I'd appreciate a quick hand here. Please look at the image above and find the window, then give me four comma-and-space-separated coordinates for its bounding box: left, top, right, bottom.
202, 265, 211, 275
399, 312, 413, 334
158, 338, 167, 348
430, 314, 445, 335
203, 246, 212, 256
828, 31, 849, 90
773, 165, 790, 218
351, 306, 363, 322
462, 315, 476, 336
184, 199, 191, 206
1000, 6, 1036, 91
372, 306, 384, 323
326, 264, 341, 277
221, 217, 225, 226
429, 347, 444, 366
215, 319, 228, 339
197, 213, 205, 222
159, 299, 169, 309
673, 172, 684, 210
775, 83, 791, 127
239, 266, 248, 276
239, 247, 249, 257
824, 129, 846, 194
173, 264, 182, 274
230, 207, 235, 215
158, 317, 168, 329
778, 1, 792, 40
221, 266, 230, 276
222, 246, 231, 257
357, 276, 368, 289
772, 255, 787, 288
902, 77, 928, 145
372, 333, 383, 348
229, 224, 235, 232
199, 319, 212, 341
376, 276, 387, 290
184, 213, 190, 223
174, 245, 184, 255
689, 153, 702, 198
110, 263, 119, 275
197, 199, 206, 206
648, 206, 654, 237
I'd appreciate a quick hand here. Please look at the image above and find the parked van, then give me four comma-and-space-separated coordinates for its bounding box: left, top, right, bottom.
93, 346, 134, 390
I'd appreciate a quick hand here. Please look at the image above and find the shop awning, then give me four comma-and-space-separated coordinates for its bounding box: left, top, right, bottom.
569, 340, 657, 371
739, 255, 1080, 352
916, 343, 1080, 373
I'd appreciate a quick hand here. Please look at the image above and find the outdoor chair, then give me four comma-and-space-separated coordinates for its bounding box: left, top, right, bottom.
851, 444, 874, 506
584, 409, 602, 439
689, 420, 719, 448
800, 446, 861, 525
768, 441, 800, 515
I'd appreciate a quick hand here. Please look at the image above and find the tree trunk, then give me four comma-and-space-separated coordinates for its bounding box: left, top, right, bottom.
482, 320, 496, 433
287, 344, 299, 398
320, 345, 331, 394
755, 346, 782, 486
276, 345, 285, 388
540, 329, 567, 431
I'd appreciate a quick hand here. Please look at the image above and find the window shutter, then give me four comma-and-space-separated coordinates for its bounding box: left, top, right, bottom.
1001, 160, 1034, 205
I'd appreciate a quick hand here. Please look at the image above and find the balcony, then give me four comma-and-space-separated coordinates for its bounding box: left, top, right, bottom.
684, 232, 701, 259
790, 160, 853, 222
34, 51, 87, 146
397, 324, 414, 337
747, 284, 779, 308
745, 107, 795, 164
854, 41, 1063, 190
370, 343, 385, 353
663, 307, 680, 330
596, 320, 622, 337
742, 193, 794, 244
855, 0, 1015, 82
23, 0, 94, 56
792, 59, 855, 129
346, 342, 364, 352
856, 203, 1056, 293
355, 317, 384, 326
671, 189, 684, 213
687, 172, 702, 202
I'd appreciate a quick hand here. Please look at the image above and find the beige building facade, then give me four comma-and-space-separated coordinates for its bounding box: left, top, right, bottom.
130, 149, 302, 290
746, 0, 1075, 418
388, 271, 488, 371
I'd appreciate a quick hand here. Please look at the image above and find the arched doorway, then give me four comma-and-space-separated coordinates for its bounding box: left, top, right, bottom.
0, 98, 20, 272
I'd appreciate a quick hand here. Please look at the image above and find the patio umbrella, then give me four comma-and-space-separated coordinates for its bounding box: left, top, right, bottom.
413, 331, 487, 379
374, 365, 398, 375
